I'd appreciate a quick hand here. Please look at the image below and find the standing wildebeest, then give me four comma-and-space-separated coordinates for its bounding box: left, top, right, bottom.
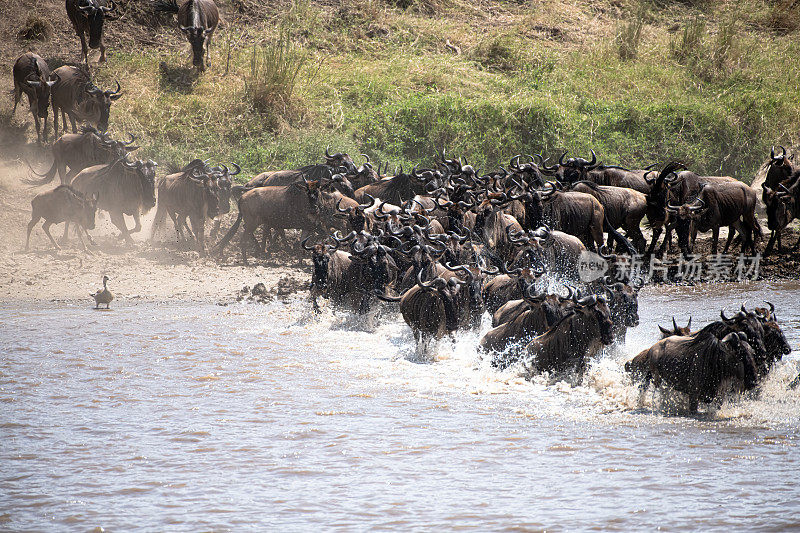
23, 127, 137, 186
522, 293, 614, 377
50, 66, 121, 137
66, 0, 117, 64
68, 157, 157, 243
12, 53, 57, 144
26, 185, 98, 252
214, 180, 329, 263
666, 181, 761, 256
156, 0, 219, 71
569, 181, 648, 252
762, 179, 800, 256
625, 328, 759, 413
556, 150, 654, 193
151, 160, 221, 254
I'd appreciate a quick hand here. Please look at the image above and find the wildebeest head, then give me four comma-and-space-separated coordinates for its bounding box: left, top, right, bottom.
80, 191, 99, 230
210, 162, 239, 216
605, 279, 640, 328
324, 147, 357, 173
509, 154, 557, 188
302, 238, 334, 291
754, 302, 792, 362
557, 150, 599, 183
720, 331, 759, 391
122, 158, 158, 211
574, 292, 614, 346
77, 0, 116, 49
720, 306, 768, 371
24, 61, 57, 119
659, 316, 693, 338
83, 80, 122, 131
180, 25, 213, 69
766, 146, 793, 189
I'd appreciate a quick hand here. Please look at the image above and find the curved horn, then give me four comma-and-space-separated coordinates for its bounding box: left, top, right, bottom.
358, 193, 376, 210
325, 146, 332, 158
720, 309, 733, 322
558, 151, 568, 166
672, 316, 679, 331
301, 236, 315, 251
540, 181, 556, 198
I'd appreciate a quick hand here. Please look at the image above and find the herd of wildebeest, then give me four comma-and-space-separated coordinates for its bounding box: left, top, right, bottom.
10, 0, 800, 413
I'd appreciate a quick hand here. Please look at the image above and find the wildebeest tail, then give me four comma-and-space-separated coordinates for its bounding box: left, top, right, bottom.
154, 0, 180, 13
603, 220, 637, 255
231, 185, 252, 201
21, 158, 58, 187
211, 209, 242, 255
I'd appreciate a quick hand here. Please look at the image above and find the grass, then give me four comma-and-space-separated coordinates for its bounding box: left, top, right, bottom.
71, 0, 800, 183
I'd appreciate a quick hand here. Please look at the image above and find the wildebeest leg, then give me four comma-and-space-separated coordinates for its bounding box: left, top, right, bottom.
32, 110, 42, 145
645, 226, 662, 257
240, 220, 261, 265
74, 225, 89, 251
25, 216, 40, 251
722, 224, 736, 254
42, 221, 61, 252
190, 214, 205, 255
688, 396, 699, 415
764, 231, 778, 257
68, 111, 77, 134
210, 218, 221, 241
99, 40, 106, 63
130, 212, 143, 234
109, 212, 133, 243
710, 226, 719, 255
52, 105, 59, 139
12, 87, 21, 115
61, 221, 71, 244
82, 225, 96, 246
205, 34, 212, 67
79, 30, 89, 64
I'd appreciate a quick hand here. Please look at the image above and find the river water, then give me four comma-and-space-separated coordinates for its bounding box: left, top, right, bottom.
2, 281, 800, 530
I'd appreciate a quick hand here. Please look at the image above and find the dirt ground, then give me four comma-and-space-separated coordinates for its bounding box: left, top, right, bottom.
0, 154, 307, 305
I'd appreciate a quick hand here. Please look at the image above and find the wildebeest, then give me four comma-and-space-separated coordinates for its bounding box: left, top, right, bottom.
354, 168, 430, 205
66, 0, 117, 64
753, 302, 792, 373
556, 150, 654, 193
68, 157, 157, 243
380, 267, 477, 353
305, 234, 398, 314
522, 293, 614, 377
666, 181, 761, 256
23, 127, 137, 186
658, 316, 692, 339
569, 181, 648, 252
508, 182, 610, 252
762, 180, 799, 256
12, 53, 57, 144
215, 180, 333, 263
50, 66, 121, 137
26, 185, 98, 251
156, 0, 219, 71
480, 285, 573, 358
151, 159, 221, 254
626, 327, 759, 413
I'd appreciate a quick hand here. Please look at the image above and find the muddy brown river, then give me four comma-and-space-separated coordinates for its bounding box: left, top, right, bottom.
2, 281, 799, 530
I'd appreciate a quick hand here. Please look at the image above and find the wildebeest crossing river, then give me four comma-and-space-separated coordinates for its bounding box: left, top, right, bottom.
1, 280, 799, 530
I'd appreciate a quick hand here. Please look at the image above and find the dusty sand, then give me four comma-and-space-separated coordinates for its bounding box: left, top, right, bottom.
0, 155, 307, 305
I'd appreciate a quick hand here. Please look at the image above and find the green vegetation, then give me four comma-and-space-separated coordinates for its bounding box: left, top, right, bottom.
88, 0, 800, 182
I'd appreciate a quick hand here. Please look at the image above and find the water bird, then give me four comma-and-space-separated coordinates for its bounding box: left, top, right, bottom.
91, 275, 114, 309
